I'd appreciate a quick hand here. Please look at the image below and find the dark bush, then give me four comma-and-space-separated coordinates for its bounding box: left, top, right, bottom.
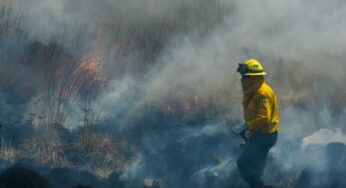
0, 166, 50, 188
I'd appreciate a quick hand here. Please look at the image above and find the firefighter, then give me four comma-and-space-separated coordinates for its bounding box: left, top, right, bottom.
233, 59, 279, 188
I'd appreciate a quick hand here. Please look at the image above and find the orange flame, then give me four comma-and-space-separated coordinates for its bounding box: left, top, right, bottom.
74, 56, 106, 89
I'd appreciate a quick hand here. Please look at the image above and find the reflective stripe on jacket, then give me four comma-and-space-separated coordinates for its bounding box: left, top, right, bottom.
241, 76, 279, 134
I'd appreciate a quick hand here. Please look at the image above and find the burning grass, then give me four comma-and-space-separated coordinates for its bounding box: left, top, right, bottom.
1, 1, 346, 187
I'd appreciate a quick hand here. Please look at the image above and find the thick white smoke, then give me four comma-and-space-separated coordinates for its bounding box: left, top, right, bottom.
1, 0, 346, 187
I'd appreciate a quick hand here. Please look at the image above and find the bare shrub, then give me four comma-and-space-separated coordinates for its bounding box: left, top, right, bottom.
22, 127, 69, 166
0, 142, 18, 161
74, 131, 137, 176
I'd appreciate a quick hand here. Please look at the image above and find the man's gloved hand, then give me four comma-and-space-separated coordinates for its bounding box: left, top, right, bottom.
232, 123, 247, 135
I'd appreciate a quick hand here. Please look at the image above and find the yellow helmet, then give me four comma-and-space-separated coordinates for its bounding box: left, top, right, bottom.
237, 59, 267, 76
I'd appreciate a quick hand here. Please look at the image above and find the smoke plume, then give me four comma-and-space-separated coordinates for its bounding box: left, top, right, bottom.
1, 0, 346, 187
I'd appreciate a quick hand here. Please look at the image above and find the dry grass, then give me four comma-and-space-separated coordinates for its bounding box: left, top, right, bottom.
0, 143, 18, 161
74, 131, 137, 176
22, 127, 69, 166
0, 124, 138, 178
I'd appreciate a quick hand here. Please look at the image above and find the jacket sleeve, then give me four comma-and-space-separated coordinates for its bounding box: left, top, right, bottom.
247, 93, 272, 132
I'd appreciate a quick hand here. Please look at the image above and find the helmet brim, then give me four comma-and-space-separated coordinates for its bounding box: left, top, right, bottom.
243, 72, 267, 76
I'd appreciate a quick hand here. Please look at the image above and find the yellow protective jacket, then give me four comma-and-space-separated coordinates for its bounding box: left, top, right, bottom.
241, 76, 279, 134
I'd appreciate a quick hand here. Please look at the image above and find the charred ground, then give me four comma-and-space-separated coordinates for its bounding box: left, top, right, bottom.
1, 1, 346, 188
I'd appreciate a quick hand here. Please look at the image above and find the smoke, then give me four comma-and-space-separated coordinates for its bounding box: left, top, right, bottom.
302, 128, 346, 148
1, 0, 346, 187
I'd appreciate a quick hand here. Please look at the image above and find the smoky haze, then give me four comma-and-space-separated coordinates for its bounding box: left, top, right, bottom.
1, 0, 346, 187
